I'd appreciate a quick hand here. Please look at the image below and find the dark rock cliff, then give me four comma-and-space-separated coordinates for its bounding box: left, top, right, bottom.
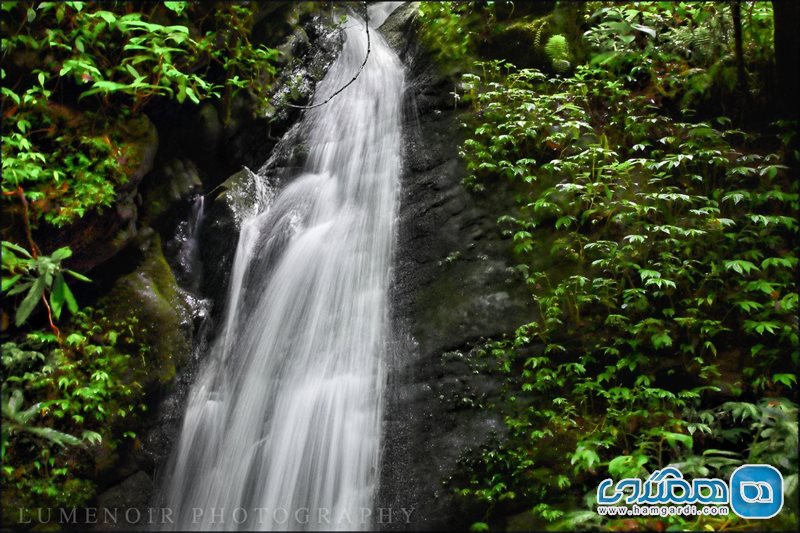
379, 4, 536, 530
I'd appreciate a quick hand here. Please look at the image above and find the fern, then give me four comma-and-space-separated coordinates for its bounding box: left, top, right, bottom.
532, 18, 547, 49
544, 34, 571, 73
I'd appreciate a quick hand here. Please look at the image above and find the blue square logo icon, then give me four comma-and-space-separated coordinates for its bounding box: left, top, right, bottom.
730, 464, 784, 519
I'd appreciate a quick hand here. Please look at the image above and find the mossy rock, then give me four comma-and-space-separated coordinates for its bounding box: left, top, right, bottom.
119, 114, 159, 188
482, 2, 585, 71
482, 16, 555, 69
98, 233, 191, 387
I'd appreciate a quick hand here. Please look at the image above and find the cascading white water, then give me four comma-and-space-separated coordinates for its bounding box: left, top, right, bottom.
160, 5, 404, 531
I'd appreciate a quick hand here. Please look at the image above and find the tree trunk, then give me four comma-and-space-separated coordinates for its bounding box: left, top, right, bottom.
732, 0, 748, 95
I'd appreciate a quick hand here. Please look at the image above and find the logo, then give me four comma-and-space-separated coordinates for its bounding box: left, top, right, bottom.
729, 464, 784, 519
596, 464, 785, 520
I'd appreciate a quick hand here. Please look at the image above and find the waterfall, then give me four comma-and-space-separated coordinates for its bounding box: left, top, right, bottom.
160, 5, 404, 531
171, 194, 205, 292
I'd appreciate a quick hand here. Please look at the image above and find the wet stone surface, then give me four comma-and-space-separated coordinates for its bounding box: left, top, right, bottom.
379, 4, 536, 531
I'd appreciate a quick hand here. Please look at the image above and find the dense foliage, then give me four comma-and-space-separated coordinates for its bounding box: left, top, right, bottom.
3, 310, 148, 511
420, 1, 798, 530
1, 1, 278, 227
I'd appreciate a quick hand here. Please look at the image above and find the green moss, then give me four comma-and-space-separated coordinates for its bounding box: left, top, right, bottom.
99, 234, 190, 385
490, 14, 577, 71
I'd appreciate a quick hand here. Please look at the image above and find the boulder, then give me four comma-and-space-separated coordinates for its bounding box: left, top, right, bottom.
98, 232, 192, 389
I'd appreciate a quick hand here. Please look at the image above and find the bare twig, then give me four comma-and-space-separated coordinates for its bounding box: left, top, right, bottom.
3, 186, 40, 258
40, 294, 61, 339
285, 1, 370, 110
3, 186, 61, 338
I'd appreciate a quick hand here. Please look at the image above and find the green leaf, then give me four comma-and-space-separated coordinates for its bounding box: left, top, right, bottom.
62, 282, 78, 314
608, 454, 648, 478
2, 275, 21, 292
723, 260, 759, 275
662, 431, 693, 450
27, 426, 81, 447
15, 276, 45, 326
96, 10, 116, 24
50, 247, 72, 262
81, 430, 103, 445
639, 269, 661, 280
50, 274, 66, 320
735, 300, 763, 313
65, 333, 86, 346
163, 1, 187, 15
124, 63, 141, 80
6, 280, 32, 296
185, 86, 199, 104
555, 216, 574, 229
2, 241, 32, 258
651, 332, 673, 349
772, 373, 797, 387
65, 269, 91, 282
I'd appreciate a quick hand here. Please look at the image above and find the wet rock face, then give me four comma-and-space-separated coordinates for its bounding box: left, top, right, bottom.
89, 232, 195, 516
99, 233, 193, 389
379, 4, 536, 531
95, 471, 154, 531
195, 14, 342, 320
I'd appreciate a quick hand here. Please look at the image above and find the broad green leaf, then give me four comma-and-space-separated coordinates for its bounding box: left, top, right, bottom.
50, 247, 72, 262
15, 276, 45, 326
49, 273, 71, 319
6, 280, 32, 296
662, 431, 693, 450
639, 269, 661, 280
65, 333, 86, 346
2, 241, 31, 258
772, 373, 797, 387
2, 275, 21, 292
62, 281, 78, 314
651, 332, 673, 349
723, 260, 759, 275
96, 10, 116, 24
81, 430, 103, 445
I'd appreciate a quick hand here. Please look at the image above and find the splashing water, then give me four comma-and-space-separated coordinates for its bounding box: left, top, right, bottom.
160, 7, 404, 531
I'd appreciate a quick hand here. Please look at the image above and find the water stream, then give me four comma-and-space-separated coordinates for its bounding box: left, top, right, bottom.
160, 5, 404, 530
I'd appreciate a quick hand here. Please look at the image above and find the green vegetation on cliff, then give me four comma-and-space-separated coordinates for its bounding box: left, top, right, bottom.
1, 1, 278, 228
419, 1, 798, 530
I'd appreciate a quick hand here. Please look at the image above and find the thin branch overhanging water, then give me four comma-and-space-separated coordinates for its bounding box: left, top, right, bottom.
285, 1, 371, 110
